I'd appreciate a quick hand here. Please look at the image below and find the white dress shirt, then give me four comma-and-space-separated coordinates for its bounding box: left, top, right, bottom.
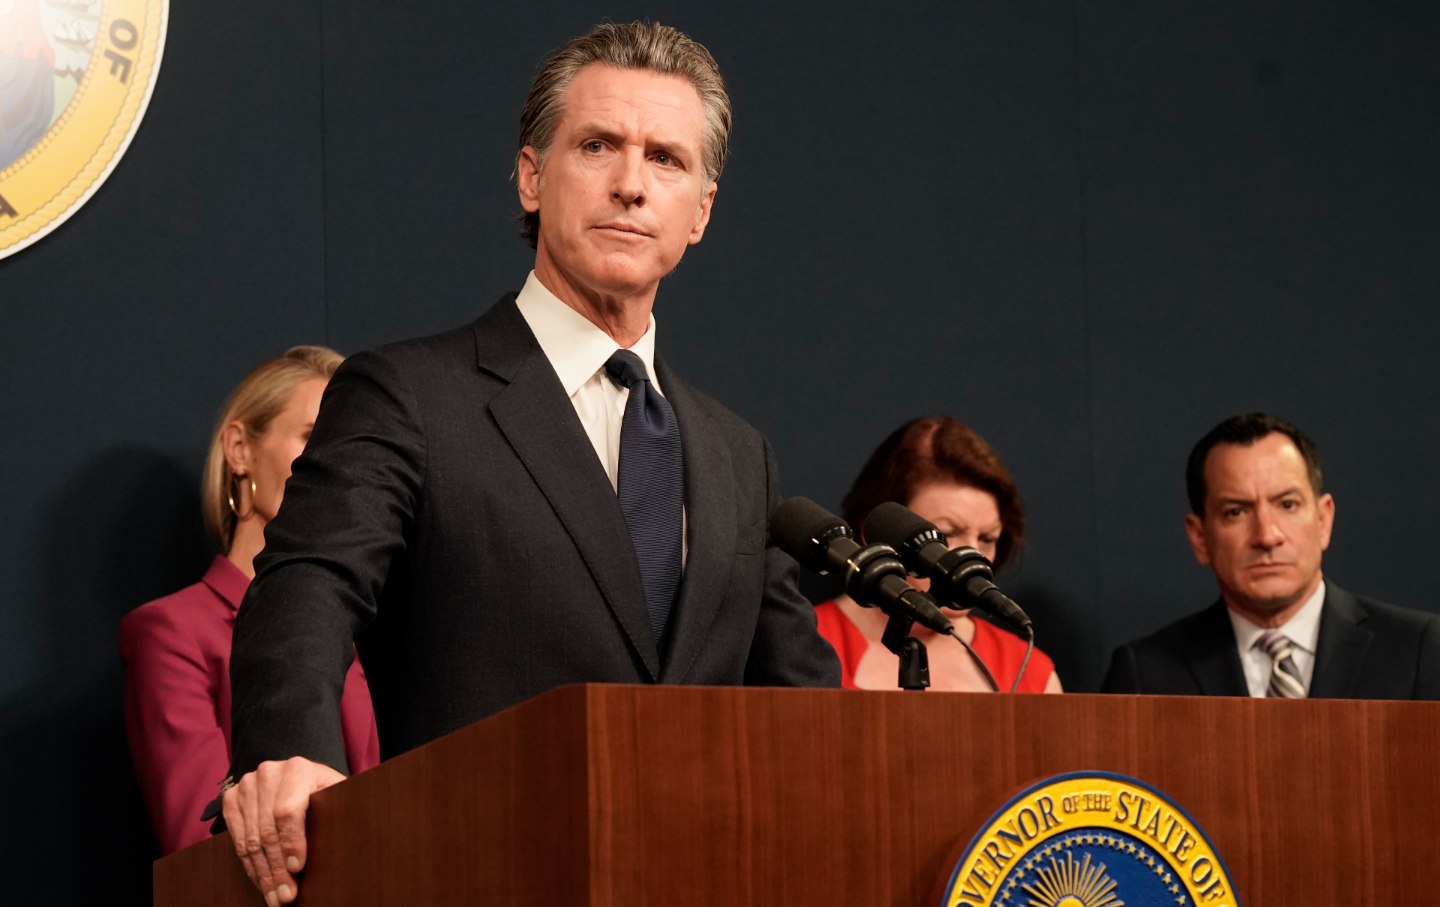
1228, 580, 1325, 697
513, 272, 687, 562
513, 271, 662, 492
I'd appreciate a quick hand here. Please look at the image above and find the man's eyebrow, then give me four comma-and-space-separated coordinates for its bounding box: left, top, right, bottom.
647, 134, 693, 149
571, 123, 622, 141
1212, 494, 1254, 507
1268, 485, 1306, 499
569, 122, 696, 151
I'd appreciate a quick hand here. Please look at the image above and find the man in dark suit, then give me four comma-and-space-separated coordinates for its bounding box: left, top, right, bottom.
221, 22, 839, 905
1103, 412, 1440, 699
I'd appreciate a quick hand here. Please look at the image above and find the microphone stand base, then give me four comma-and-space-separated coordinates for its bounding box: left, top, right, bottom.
881, 614, 930, 691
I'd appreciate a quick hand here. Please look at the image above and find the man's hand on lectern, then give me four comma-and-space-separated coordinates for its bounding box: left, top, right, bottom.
222, 756, 345, 906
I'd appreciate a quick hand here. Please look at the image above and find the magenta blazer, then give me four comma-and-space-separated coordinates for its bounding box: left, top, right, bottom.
120, 556, 379, 854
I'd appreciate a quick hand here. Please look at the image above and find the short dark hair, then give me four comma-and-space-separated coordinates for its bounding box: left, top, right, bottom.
841, 416, 1026, 569
1185, 412, 1323, 515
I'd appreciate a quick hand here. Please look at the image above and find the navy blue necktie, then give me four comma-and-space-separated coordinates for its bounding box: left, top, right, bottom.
604, 350, 684, 646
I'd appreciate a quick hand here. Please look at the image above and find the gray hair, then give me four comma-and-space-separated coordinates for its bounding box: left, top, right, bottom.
516, 21, 732, 248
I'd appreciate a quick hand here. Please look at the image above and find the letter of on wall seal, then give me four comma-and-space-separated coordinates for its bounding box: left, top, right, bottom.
0, 0, 167, 259
936, 772, 1240, 907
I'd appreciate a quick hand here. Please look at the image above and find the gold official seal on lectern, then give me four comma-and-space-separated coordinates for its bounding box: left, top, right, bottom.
936, 772, 1240, 907
0, 0, 167, 259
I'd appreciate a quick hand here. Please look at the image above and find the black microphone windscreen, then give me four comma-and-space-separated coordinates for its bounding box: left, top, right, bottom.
865, 501, 936, 548
770, 497, 850, 574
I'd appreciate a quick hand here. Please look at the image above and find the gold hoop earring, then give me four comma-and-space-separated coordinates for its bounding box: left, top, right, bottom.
227, 475, 256, 520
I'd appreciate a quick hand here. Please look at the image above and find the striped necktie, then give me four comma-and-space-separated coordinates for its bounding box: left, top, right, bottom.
1258, 630, 1306, 698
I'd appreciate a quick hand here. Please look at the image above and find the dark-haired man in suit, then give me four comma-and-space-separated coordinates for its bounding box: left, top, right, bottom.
220, 22, 839, 906
1103, 412, 1440, 700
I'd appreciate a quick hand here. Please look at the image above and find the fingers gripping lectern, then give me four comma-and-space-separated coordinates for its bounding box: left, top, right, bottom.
154, 685, 1440, 906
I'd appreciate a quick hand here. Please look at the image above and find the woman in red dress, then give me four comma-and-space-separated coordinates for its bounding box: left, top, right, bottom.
814, 416, 1061, 693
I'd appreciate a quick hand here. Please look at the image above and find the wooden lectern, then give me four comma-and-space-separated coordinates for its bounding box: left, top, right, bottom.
154, 685, 1440, 905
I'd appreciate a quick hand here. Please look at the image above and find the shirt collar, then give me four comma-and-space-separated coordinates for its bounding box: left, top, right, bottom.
1227, 578, 1326, 656
202, 555, 251, 614
513, 271, 660, 395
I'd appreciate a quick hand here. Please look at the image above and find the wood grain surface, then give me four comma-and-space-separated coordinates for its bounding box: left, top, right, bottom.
155, 685, 1440, 906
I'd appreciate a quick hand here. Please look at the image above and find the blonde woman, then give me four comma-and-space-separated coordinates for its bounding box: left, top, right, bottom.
120, 347, 379, 855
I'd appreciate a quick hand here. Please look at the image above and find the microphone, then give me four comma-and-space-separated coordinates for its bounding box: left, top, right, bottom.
864, 501, 1033, 634
770, 497, 954, 636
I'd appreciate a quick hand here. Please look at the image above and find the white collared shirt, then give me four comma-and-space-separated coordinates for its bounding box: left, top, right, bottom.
513, 271, 662, 492
1228, 580, 1326, 697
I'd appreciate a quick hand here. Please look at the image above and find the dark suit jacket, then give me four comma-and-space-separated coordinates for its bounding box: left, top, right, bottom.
1101, 582, 1440, 699
229, 295, 840, 775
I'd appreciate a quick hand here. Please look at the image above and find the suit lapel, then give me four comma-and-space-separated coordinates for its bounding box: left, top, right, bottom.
1309, 583, 1370, 698
1186, 601, 1250, 695
475, 298, 660, 680
655, 359, 736, 683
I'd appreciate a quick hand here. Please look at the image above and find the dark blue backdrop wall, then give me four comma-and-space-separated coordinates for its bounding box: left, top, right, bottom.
2, 2, 1437, 902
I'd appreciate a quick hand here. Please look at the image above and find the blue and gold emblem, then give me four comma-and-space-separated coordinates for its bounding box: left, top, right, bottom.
1, 0, 167, 258
938, 772, 1239, 907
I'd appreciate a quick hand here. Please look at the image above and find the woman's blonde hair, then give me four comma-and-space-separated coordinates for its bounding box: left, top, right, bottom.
201, 346, 343, 550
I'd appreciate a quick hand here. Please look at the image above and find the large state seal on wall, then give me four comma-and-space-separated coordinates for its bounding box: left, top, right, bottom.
0, 0, 166, 259
936, 772, 1240, 907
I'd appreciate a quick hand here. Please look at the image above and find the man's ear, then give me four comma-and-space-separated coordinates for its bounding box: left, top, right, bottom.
688, 181, 718, 245
517, 146, 542, 214
1184, 513, 1211, 566
1317, 492, 1335, 551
